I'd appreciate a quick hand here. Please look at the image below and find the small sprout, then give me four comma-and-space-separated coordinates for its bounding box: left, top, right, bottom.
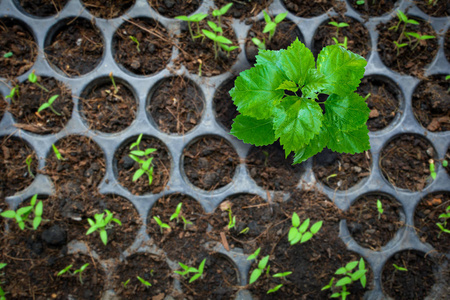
252, 37, 266, 50
267, 284, 283, 294
227, 208, 236, 230
393, 264, 408, 272
137, 276, 152, 287
376, 199, 384, 219
332, 36, 348, 49
122, 279, 130, 288
212, 2, 233, 28
404, 32, 435, 50
273, 271, 292, 280
220, 44, 239, 57
443, 160, 448, 167
436, 205, 450, 238
3, 52, 13, 58
153, 216, 171, 234
247, 247, 261, 262
25, 155, 34, 178
202, 29, 233, 59
393, 41, 408, 56
175, 259, 206, 283
429, 159, 437, 180
37, 94, 61, 116
356, 0, 365, 4
175, 13, 208, 41
129, 134, 157, 186
288, 212, 323, 245
52, 144, 65, 161
328, 21, 349, 38
129, 36, 140, 52
28, 70, 49, 92
5, 85, 19, 104
389, 10, 419, 32
0, 194, 43, 230
58, 263, 90, 285
86, 210, 122, 245
249, 255, 269, 284
109, 72, 118, 94
170, 202, 183, 223
239, 227, 249, 235
181, 216, 193, 230
263, 11, 288, 41
326, 173, 337, 181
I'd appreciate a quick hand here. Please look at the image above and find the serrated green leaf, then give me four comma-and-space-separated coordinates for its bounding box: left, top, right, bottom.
324, 120, 370, 154
277, 80, 298, 93
336, 276, 352, 287
280, 38, 315, 87
293, 126, 329, 164
324, 93, 370, 131
302, 69, 327, 99
230, 114, 276, 146
254, 49, 286, 77
317, 45, 367, 97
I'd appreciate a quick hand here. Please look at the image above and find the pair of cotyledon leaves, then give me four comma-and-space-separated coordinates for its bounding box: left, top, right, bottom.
229, 38, 370, 164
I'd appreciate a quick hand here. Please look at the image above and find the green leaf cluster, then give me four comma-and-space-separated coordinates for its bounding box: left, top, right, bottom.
322, 258, 367, 299
288, 212, 323, 245
174, 258, 206, 283
86, 210, 122, 245
0, 194, 43, 230
129, 134, 157, 185
57, 263, 90, 285
436, 205, 450, 238
230, 38, 370, 164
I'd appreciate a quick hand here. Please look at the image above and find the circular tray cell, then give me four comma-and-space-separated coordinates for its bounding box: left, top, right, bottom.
0, 135, 37, 198
414, 192, 449, 254
282, 0, 337, 18
347, 0, 399, 17
178, 253, 239, 299
416, 1, 448, 17
0, 18, 37, 78
380, 134, 435, 191
147, 193, 208, 261
213, 76, 237, 132
114, 252, 174, 299
9, 75, 73, 134
208, 193, 270, 253
312, 16, 371, 58
213, 0, 273, 19
113, 18, 172, 76
250, 190, 372, 298
246, 142, 304, 191
345, 193, 404, 251
245, 18, 304, 65
15, 0, 69, 17
377, 15, 438, 77
412, 75, 450, 132
80, 76, 137, 133
44, 135, 105, 194
313, 148, 372, 191
382, 250, 439, 299
148, 0, 202, 18
356, 75, 402, 131
175, 17, 239, 77
182, 135, 239, 191
115, 134, 171, 195
81, 0, 135, 19
147, 76, 204, 134
44, 18, 104, 77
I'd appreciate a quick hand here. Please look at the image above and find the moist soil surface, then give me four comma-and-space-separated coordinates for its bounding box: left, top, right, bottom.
283, 0, 338, 18
9, 77, 73, 134
213, 76, 238, 132
214, 0, 272, 19
148, 76, 204, 134
348, 0, 398, 17
82, 0, 135, 19
148, 0, 202, 18
415, 1, 449, 17
18, 0, 69, 17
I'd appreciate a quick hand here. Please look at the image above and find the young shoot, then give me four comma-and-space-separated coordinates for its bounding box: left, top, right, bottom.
175, 13, 208, 41
429, 159, 437, 180
220, 44, 239, 57
153, 216, 171, 234
202, 28, 233, 59
247, 247, 261, 262
5, 85, 19, 103
227, 208, 236, 230
174, 259, 206, 283
288, 212, 323, 245
86, 210, 122, 246
239, 227, 249, 235
129, 36, 140, 52
263, 11, 288, 41
3, 52, 12, 58
392, 264, 408, 272
332, 36, 348, 49
181, 216, 193, 230
249, 255, 269, 284
436, 205, 450, 238
57, 263, 90, 285
329, 21, 349, 38
376, 199, 384, 219
122, 279, 130, 288
267, 271, 293, 294
37, 94, 61, 116
137, 276, 152, 287
404, 32, 435, 50
0, 194, 43, 230
252, 37, 266, 50
129, 134, 157, 185
109, 72, 119, 94
52, 144, 65, 161
393, 41, 408, 56
25, 155, 34, 178
212, 3, 233, 29
170, 202, 183, 223
389, 10, 419, 47
28, 70, 49, 92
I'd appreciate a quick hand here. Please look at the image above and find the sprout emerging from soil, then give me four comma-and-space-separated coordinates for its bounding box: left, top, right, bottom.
25, 155, 34, 178
429, 159, 437, 180
129, 134, 157, 185
288, 212, 323, 245
175, 13, 208, 41
392, 264, 408, 272
5, 85, 19, 104
247, 247, 261, 262
129, 36, 140, 52
0, 194, 43, 230
37, 94, 61, 116
52, 144, 65, 161
57, 263, 90, 285
86, 210, 122, 245
329, 21, 349, 49
212, 3, 233, 29
122, 279, 130, 288
169, 203, 193, 230
263, 11, 288, 41
3, 52, 12, 58
251, 37, 266, 50
153, 216, 170, 234
175, 258, 206, 283
249, 255, 269, 284
376, 199, 384, 219
109, 72, 119, 94
28, 70, 49, 92
436, 205, 450, 238
137, 276, 152, 287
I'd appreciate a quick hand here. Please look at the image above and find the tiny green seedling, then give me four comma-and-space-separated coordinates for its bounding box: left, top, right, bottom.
389, 10, 421, 54
252, 37, 266, 50
25, 155, 34, 178
429, 159, 437, 180
57, 263, 90, 285
181, 216, 193, 230
86, 210, 122, 245
404, 32, 435, 50
175, 13, 208, 41
37, 94, 61, 116
122, 279, 130, 288
392, 264, 408, 272
267, 271, 293, 294
393, 41, 408, 56
3, 52, 12, 58
267, 284, 283, 294
249, 255, 269, 284
202, 28, 233, 59
129, 36, 140, 52
28, 70, 49, 92
153, 216, 171, 234
52, 144, 65, 161
288, 212, 323, 245
247, 247, 261, 262
5, 85, 19, 103
263, 11, 288, 41
376, 199, 384, 219
239, 227, 249, 235
227, 208, 236, 230
212, 3, 233, 29
389, 10, 419, 33
0, 194, 43, 230
137, 276, 152, 287
175, 259, 206, 283
436, 205, 450, 238
170, 202, 183, 223
329, 22, 349, 49
129, 134, 157, 185
109, 72, 118, 94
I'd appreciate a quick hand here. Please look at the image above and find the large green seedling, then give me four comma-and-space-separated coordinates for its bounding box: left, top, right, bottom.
230, 38, 370, 164
0, 194, 43, 230
86, 210, 122, 245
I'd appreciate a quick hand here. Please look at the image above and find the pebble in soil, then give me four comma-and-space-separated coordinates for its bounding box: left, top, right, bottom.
80, 76, 137, 133
45, 18, 104, 77
214, 0, 273, 19
414, 192, 450, 254
115, 135, 171, 195
344, 193, 404, 251
380, 134, 435, 191
17, 0, 69, 17
148, 76, 204, 135
412, 75, 450, 132
8, 76, 73, 134
347, 0, 399, 17
283, 0, 338, 18
147, 193, 209, 262
0, 135, 38, 198
0, 18, 37, 78
183, 135, 239, 191
148, 0, 202, 18
313, 148, 372, 191
81, 0, 135, 19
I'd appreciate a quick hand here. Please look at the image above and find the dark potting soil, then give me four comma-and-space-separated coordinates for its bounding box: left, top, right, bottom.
9, 77, 73, 134
148, 76, 204, 135
113, 18, 173, 76
183, 136, 239, 191
80, 79, 137, 133
345, 194, 404, 251
282, 0, 338, 18
81, 0, 135, 19
18, 0, 69, 17
0, 18, 37, 78
175, 18, 240, 77
0, 97, 7, 121
356, 75, 401, 131
415, 1, 449, 17
312, 16, 371, 58
214, 0, 272, 19
380, 134, 434, 191
348, 0, 398, 17
213, 76, 238, 132
0, 135, 37, 198
114, 252, 174, 299
414, 192, 450, 254
45, 18, 104, 77
313, 149, 371, 191
147, 193, 209, 262
381, 250, 439, 299
245, 19, 303, 65
246, 142, 304, 191
446, 30, 450, 63
115, 135, 171, 195
412, 75, 450, 132
446, 147, 450, 175
377, 15, 438, 77
148, 0, 202, 18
